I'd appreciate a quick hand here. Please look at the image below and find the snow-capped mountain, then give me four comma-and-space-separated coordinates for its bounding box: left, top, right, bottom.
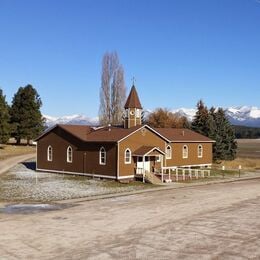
225, 106, 260, 127
43, 106, 260, 128
171, 108, 196, 121
172, 106, 260, 127
43, 114, 99, 128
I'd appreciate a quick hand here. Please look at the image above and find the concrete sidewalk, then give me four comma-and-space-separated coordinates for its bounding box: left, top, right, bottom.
0, 153, 36, 175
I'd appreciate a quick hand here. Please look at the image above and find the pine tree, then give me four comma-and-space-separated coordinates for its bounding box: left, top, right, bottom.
10, 85, 44, 144
192, 101, 237, 161
214, 108, 237, 160
0, 88, 10, 144
191, 100, 209, 136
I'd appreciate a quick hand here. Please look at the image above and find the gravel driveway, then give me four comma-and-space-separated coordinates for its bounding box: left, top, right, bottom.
0, 179, 259, 259
0, 162, 152, 202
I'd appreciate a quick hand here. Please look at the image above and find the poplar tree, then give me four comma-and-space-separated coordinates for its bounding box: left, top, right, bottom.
0, 89, 10, 145
10, 85, 44, 144
99, 52, 126, 125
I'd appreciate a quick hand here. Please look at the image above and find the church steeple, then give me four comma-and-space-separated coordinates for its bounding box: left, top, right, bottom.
124, 85, 142, 128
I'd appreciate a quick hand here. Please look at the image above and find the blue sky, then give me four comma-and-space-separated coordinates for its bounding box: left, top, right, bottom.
0, 0, 260, 117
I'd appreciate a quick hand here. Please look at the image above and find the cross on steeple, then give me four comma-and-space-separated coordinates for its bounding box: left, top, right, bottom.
131, 76, 136, 86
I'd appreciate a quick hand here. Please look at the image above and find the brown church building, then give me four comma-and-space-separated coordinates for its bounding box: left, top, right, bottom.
36, 86, 214, 181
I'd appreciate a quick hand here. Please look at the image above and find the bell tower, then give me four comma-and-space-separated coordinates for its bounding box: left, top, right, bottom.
124, 85, 143, 128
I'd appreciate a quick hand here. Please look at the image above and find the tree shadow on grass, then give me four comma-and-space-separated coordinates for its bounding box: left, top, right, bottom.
22, 161, 36, 171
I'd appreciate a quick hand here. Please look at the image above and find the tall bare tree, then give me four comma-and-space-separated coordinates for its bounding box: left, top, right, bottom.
111, 65, 126, 125
99, 52, 126, 125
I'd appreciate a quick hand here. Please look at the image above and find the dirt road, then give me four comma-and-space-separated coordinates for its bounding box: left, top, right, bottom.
0, 153, 35, 175
0, 179, 259, 259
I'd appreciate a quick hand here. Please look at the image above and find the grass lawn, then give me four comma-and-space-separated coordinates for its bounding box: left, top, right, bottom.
0, 144, 36, 160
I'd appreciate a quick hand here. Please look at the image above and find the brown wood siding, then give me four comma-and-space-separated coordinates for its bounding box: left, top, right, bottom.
37, 127, 117, 178
165, 142, 212, 166
119, 128, 166, 176
81, 142, 117, 177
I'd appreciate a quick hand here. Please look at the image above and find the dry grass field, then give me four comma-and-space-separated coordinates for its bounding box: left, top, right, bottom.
0, 145, 36, 160
218, 139, 260, 170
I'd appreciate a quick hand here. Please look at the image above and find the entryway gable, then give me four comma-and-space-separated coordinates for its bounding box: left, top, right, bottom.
117, 126, 167, 178
118, 124, 170, 144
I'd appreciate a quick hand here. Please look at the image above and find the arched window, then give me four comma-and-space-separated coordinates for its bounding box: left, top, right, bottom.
183, 145, 188, 159
47, 145, 53, 161
198, 144, 203, 158
166, 145, 172, 159
125, 148, 131, 164
67, 146, 73, 163
99, 147, 106, 165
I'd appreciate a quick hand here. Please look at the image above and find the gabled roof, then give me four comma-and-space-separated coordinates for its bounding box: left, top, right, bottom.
35, 124, 92, 142
85, 125, 142, 142
133, 146, 165, 156
155, 128, 214, 142
59, 125, 93, 141
35, 124, 214, 144
124, 85, 142, 109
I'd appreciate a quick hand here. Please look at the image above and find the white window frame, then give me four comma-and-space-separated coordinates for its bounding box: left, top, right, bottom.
198, 144, 203, 158
99, 147, 106, 165
183, 145, 188, 159
156, 155, 160, 162
67, 146, 73, 163
166, 145, 172, 159
124, 148, 131, 164
47, 145, 53, 161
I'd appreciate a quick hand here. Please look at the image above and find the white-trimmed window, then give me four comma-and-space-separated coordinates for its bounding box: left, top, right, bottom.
183, 145, 188, 159
166, 145, 172, 159
156, 155, 160, 162
99, 147, 106, 165
47, 145, 53, 161
124, 148, 131, 164
198, 144, 203, 158
67, 146, 73, 163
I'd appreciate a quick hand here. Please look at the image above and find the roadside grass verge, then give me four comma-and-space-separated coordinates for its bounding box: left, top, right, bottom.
0, 144, 35, 160
215, 157, 260, 171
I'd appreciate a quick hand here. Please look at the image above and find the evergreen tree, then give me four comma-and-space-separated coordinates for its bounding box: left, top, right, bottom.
0, 88, 10, 144
10, 85, 44, 144
191, 100, 209, 136
192, 100, 237, 161
214, 108, 237, 160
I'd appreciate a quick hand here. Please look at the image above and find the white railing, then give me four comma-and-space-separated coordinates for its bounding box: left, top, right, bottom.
159, 167, 211, 182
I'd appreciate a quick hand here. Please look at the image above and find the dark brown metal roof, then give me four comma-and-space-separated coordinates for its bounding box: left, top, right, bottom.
85, 125, 142, 142
59, 125, 93, 141
124, 85, 142, 109
36, 124, 214, 143
154, 128, 214, 142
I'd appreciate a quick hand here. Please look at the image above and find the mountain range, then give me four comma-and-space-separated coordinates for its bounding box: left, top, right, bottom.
43, 106, 260, 128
